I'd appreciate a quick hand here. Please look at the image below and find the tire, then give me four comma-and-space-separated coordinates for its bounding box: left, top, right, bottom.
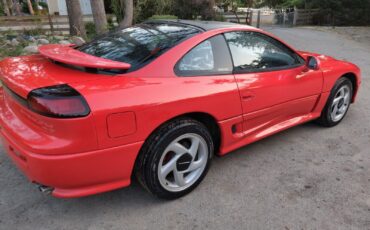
134, 118, 214, 199
317, 77, 353, 127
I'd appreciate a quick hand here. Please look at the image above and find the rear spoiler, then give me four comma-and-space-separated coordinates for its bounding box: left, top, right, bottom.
38, 44, 131, 70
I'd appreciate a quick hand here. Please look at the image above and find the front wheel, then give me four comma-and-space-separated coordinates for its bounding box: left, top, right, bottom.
317, 77, 353, 127
135, 118, 213, 199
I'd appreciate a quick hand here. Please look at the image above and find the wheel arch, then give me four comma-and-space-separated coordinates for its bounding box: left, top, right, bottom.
183, 112, 221, 154
341, 72, 358, 102
138, 112, 222, 159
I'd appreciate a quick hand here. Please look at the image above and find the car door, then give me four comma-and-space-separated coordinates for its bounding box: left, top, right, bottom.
174, 34, 243, 119
224, 31, 323, 134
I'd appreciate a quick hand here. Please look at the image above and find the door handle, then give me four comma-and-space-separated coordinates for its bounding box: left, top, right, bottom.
296, 73, 307, 79
241, 94, 254, 101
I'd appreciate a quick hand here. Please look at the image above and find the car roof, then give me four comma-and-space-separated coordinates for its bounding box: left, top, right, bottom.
143, 19, 254, 32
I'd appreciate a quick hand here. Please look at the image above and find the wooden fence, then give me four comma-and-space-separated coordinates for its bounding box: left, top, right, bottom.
293, 9, 320, 25
223, 9, 320, 27
0, 15, 117, 34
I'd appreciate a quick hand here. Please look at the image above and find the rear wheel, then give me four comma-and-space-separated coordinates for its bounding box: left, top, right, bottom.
317, 77, 353, 127
135, 118, 213, 199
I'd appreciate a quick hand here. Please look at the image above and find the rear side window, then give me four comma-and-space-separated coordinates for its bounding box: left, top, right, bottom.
175, 35, 233, 76
77, 23, 201, 72
224, 31, 303, 73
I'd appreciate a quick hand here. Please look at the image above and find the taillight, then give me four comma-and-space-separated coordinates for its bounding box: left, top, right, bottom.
27, 84, 90, 118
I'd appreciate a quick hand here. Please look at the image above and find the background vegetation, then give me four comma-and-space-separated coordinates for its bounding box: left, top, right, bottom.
105, 0, 370, 26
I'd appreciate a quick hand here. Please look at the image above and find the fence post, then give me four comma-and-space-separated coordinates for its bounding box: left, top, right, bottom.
283, 11, 286, 26
246, 10, 253, 25
256, 10, 261, 28
331, 10, 335, 28
293, 6, 298, 26
48, 13, 54, 35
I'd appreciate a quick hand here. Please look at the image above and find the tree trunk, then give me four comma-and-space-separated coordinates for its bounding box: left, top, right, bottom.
1, 0, 10, 15
26, 0, 34, 15
246, 0, 253, 8
119, 0, 133, 28
12, 0, 21, 15
199, 0, 215, 20
90, 0, 108, 34
35, 0, 40, 10
65, 0, 86, 37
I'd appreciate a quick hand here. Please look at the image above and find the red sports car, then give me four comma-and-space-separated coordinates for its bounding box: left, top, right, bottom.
0, 20, 361, 199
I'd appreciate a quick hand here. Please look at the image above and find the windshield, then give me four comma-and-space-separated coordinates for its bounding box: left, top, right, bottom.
77, 22, 202, 72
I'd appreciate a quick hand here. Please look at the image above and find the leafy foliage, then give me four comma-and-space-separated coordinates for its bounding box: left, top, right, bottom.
148, 15, 178, 20
110, 0, 220, 23
135, 0, 174, 22
111, 0, 124, 22
307, 0, 370, 25
0, 2, 4, 16
85, 22, 96, 40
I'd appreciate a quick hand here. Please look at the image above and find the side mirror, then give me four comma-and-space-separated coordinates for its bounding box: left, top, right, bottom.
307, 56, 319, 70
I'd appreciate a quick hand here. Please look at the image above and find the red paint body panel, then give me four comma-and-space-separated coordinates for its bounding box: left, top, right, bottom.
0, 124, 143, 198
107, 112, 137, 138
0, 25, 361, 198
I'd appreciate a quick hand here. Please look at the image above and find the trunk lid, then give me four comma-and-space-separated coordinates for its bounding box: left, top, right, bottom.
0, 44, 130, 98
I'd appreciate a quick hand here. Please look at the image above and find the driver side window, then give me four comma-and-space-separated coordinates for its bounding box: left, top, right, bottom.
224, 31, 303, 73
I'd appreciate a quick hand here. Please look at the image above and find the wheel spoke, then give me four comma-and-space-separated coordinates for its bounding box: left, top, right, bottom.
186, 158, 205, 172
332, 103, 339, 116
170, 143, 188, 155
339, 105, 347, 114
337, 87, 345, 97
160, 157, 177, 178
188, 137, 200, 158
173, 170, 186, 187
332, 96, 341, 106
344, 92, 350, 103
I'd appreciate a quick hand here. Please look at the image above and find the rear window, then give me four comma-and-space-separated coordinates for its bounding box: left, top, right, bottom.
77, 23, 201, 72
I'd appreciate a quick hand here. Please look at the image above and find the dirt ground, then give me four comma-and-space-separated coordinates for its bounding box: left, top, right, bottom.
0, 27, 369, 230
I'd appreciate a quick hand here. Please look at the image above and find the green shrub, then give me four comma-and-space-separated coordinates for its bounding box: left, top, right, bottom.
107, 16, 116, 30
0, 3, 4, 16
38, 2, 48, 9
1, 45, 24, 58
85, 22, 96, 40
22, 1, 38, 14
213, 13, 226, 22
23, 27, 44, 36
148, 15, 178, 20
111, 0, 124, 22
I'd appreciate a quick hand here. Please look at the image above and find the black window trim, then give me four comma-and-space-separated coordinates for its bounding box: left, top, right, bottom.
174, 34, 234, 77
224, 30, 306, 75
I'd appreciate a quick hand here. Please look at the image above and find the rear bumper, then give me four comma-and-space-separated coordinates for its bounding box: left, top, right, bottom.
0, 127, 143, 198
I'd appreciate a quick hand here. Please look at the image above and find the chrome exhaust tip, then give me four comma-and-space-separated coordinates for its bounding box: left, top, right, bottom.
38, 185, 54, 194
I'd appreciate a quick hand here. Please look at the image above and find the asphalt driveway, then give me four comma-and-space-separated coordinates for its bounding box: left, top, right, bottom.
0, 27, 369, 230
